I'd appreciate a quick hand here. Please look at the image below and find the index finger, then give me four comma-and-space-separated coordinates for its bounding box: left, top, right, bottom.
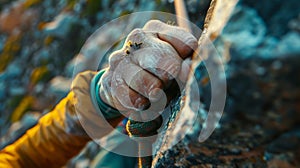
143, 20, 198, 58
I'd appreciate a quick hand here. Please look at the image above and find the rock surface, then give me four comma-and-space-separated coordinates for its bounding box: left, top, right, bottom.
153, 0, 300, 167
0, 0, 299, 167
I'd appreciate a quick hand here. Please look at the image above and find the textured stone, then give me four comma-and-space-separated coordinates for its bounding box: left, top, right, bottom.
48, 76, 71, 100
43, 13, 79, 38
221, 5, 266, 57
154, 0, 300, 167
275, 32, 300, 55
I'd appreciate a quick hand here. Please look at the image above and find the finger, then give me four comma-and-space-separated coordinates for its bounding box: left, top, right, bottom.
131, 46, 182, 86
125, 28, 182, 85
108, 50, 125, 70
158, 32, 197, 58
110, 82, 150, 111
99, 70, 114, 106
124, 28, 147, 48
109, 67, 150, 111
114, 58, 164, 101
100, 84, 127, 112
99, 71, 129, 112
143, 20, 198, 58
178, 57, 192, 82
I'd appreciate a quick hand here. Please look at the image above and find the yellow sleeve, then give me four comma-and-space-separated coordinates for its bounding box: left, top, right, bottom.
0, 71, 124, 168
0, 91, 91, 168
0, 71, 100, 168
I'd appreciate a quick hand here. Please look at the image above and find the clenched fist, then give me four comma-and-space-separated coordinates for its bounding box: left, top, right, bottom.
99, 20, 197, 119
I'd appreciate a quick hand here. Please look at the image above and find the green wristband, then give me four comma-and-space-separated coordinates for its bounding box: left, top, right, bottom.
90, 69, 121, 119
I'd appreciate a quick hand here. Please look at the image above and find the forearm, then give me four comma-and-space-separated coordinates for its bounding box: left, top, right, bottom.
0, 92, 90, 168
0, 70, 122, 167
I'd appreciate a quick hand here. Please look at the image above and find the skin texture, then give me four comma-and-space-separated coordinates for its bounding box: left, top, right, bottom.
99, 20, 198, 117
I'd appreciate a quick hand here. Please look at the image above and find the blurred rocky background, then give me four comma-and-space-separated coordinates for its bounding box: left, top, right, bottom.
0, 0, 299, 167
154, 0, 300, 167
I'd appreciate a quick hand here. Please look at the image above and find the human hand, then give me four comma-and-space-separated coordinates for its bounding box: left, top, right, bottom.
99, 20, 197, 119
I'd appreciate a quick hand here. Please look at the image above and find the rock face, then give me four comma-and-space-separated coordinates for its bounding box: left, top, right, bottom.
0, 0, 299, 167
154, 0, 300, 167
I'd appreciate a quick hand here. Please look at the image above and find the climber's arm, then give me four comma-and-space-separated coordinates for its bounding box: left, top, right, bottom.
0, 19, 197, 168
0, 71, 122, 168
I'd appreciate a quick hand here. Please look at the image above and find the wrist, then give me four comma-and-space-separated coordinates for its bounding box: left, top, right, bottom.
90, 69, 121, 119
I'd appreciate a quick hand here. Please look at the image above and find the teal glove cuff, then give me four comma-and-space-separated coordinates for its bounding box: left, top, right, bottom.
90, 69, 121, 119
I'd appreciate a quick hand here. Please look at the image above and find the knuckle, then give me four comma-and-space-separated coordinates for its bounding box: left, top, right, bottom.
143, 20, 164, 30
127, 28, 145, 39
130, 28, 144, 34
157, 56, 181, 79
184, 36, 198, 51
167, 61, 181, 76
108, 50, 123, 68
